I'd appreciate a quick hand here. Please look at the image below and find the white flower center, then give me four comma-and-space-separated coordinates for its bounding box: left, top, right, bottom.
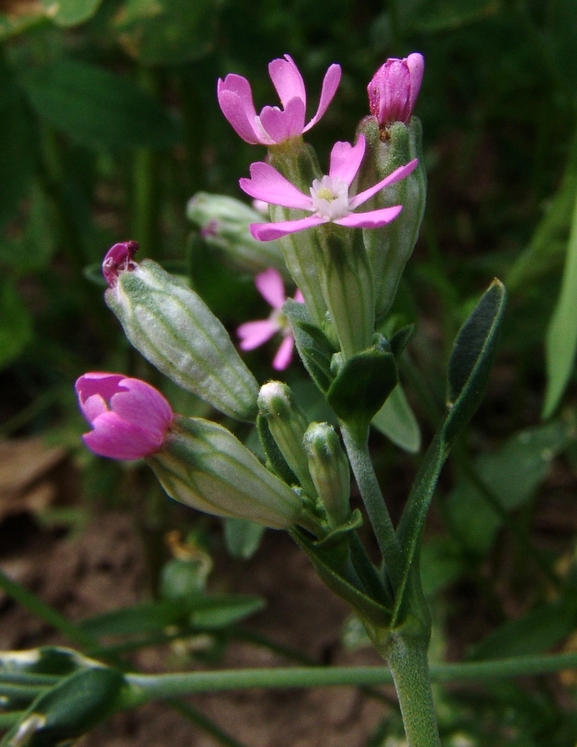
310, 176, 350, 220
270, 308, 291, 336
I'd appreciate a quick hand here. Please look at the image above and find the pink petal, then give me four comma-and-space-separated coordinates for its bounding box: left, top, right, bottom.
237, 320, 278, 350
250, 214, 325, 241
81, 393, 109, 424
383, 59, 411, 123
349, 159, 418, 209
268, 55, 306, 109
304, 63, 342, 132
328, 136, 366, 187
111, 378, 173, 434
240, 162, 312, 210
272, 334, 295, 370
255, 268, 286, 309
75, 372, 125, 404
260, 97, 306, 142
407, 53, 425, 113
83, 411, 164, 460
217, 76, 267, 145
335, 205, 403, 229
294, 289, 305, 303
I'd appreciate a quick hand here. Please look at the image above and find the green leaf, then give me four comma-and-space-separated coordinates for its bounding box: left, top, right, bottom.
0, 8, 46, 41
113, 0, 218, 66
0, 62, 36, 232
0, 277, 32, 369
469, 596, 577, 660
372, 383, 421, 453
392, 280, 506, 626
79, 595, 265, 637
446, 420, 570, 556
327, 338, 398, 426
445, 279, 507, 442
41, 0, 102, 26
224, 517, 266, 560
22, 58, 180, 149
412, 0, 498, 32
389, 323, 415, 358
190, 596, 265, 629
0, 666, 125, 747
290, 529, 392, 628
0, 185, 56, 271
543, 187, 577, 417
284, 300, 335, 394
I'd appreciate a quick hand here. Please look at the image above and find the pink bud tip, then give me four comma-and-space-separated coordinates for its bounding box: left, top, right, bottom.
102, 241, 139, 288
367, 52, 424, 126
75, 372, 173, 460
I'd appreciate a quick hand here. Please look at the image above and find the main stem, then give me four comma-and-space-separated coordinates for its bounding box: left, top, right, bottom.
385, 635, 441, 747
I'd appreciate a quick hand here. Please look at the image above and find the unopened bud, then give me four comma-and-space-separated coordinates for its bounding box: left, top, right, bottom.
103, 249, 259, 422
367, 53, 424, 127
303, 423, 350, 528
186, 193, 287, 276
148, 416, 304, 529
257, 382, 316, 496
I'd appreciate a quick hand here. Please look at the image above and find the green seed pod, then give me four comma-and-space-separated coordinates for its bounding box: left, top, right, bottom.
104, 257, 259, 422
257, 382, 316, 496
148, 416, 305, 530
355, 116, 427, 319
267, 142, 329, 328
186, 192, 288, 277
303, 422, 350, 528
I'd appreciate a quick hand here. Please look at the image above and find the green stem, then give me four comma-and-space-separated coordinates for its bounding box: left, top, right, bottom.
123, 651, 577, 704
0, 569, 95, 649
131, 67, 161, 258
340, 423, 401, 581
384, 636, 441, 747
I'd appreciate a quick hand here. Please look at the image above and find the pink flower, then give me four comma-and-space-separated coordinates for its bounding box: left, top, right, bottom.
239, 135, 418, 241
367, 53, 424, 126
217, 54, 341, 146
75, 373, 173, 460
102, 241, 138, 288
237, 269, 304, 370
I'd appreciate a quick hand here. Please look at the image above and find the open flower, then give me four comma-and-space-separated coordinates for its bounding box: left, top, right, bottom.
217, 54, 341, 146
237, 268, 303, 370
367, 53, 424, 126
240, 135, 418, 241
76, 373, 173, 460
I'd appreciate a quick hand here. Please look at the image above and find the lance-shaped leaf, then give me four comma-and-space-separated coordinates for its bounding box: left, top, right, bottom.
327, 337, 398, 428
0, 666, 126, 747
391, 279, 506, 628
284, 300, 336, 393
291, 525, 393, 628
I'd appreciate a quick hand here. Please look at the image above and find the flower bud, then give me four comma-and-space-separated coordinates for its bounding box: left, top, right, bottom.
75, 373, 173, 460
303, 422, 350, 528
103, 245, 259, 422
186, 193, 287, 277
367, 53, 424, 127
257, 382, 315, 496
355, 117, 427, 319
148, 416, 305, 529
